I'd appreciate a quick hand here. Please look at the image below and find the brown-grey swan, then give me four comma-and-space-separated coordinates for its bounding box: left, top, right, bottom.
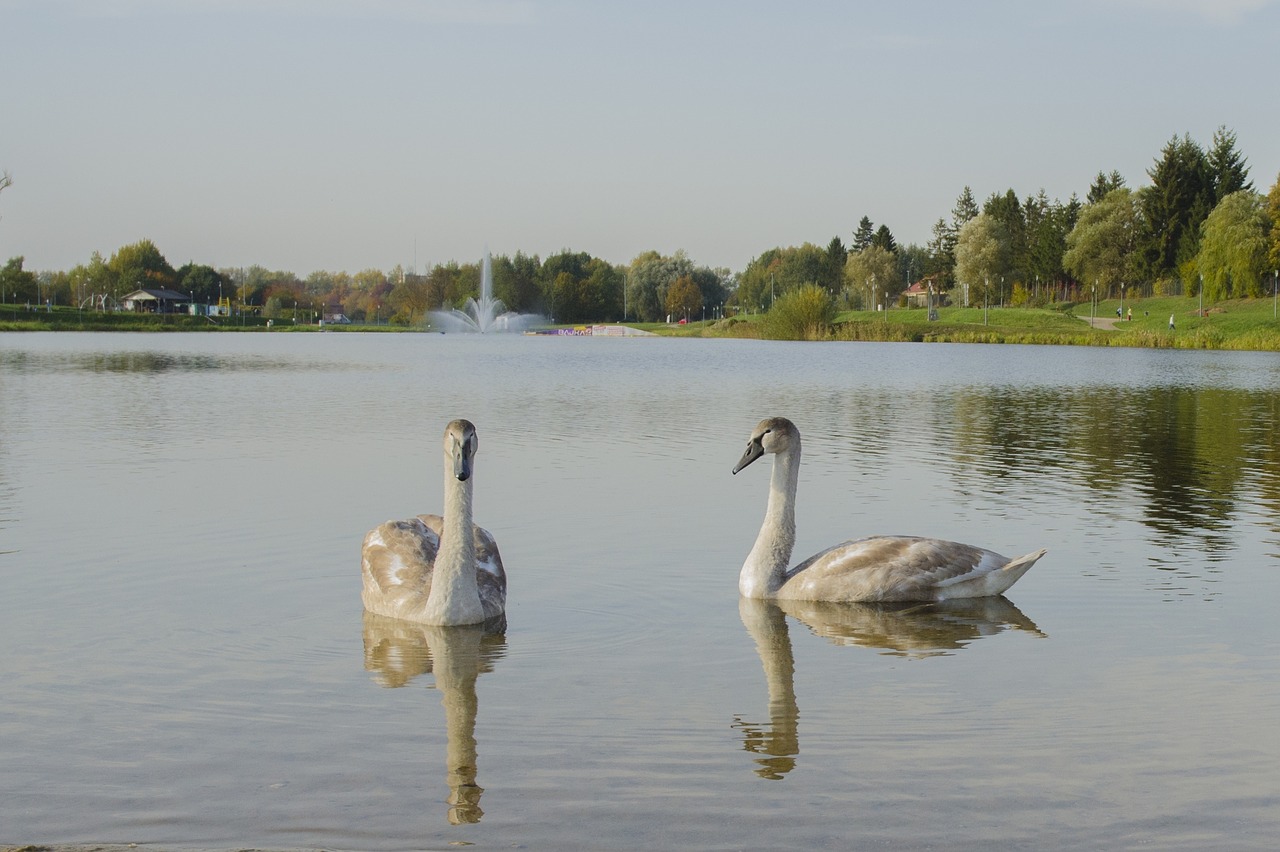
732, 416, 1045, 602
362, 419, 506, 625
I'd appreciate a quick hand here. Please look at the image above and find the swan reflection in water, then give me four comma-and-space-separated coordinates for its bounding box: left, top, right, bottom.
362, 611, 507, 824
733, 596, 1044, 780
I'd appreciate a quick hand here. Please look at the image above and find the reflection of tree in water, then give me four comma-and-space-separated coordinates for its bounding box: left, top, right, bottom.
0, 387, 14, 555
732, 597, 1043, 780
362, 612, 507, 824
942, 383, 1279, 563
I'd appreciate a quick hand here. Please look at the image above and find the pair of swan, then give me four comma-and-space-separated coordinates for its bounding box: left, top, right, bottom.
361, 416, 1045, 626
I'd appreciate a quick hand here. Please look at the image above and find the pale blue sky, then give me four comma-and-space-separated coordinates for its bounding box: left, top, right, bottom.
2, 0, 1277, 276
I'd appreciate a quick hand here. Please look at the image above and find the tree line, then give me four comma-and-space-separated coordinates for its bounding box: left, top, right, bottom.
4, 126, 1279, 322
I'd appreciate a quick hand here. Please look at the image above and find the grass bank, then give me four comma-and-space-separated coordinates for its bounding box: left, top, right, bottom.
0, 305, 417, 332
651, 295, 1280, 350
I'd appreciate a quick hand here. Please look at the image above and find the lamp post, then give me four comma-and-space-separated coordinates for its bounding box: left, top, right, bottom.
1090, 283, 1096, 328
1120, 281, 1125, 320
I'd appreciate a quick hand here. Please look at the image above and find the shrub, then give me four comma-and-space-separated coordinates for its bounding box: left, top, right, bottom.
761, 284, 836, 340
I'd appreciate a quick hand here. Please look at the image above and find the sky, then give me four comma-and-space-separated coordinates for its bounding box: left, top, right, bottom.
2, 0, 1278, 277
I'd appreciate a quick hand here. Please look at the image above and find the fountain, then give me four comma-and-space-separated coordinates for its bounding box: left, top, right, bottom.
429, 250, 542, 333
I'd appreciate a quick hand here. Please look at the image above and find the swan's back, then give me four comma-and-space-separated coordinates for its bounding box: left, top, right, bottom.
779, 535, 1045, 603
360, 515, 507, 621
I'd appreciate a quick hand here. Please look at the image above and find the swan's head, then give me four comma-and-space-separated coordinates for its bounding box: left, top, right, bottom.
733, 417, 799, 474
444, 419, 479, 482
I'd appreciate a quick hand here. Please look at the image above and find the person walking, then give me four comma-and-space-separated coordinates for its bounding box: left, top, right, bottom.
1169, 314, 1175, 330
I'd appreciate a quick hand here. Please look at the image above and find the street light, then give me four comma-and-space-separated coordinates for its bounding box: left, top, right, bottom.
1120, 281, 1125, 320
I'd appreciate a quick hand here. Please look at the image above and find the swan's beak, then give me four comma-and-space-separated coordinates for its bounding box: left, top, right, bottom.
733, 440, 764, 474
454, 441, 474, 481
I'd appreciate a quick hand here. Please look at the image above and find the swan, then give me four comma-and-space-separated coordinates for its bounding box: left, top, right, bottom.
361, 419, 506, 625
732, 416, 1045, 602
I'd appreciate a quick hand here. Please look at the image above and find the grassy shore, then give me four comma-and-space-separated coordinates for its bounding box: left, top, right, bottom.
654, 295, 1280, 350
4, 295, 1280, 349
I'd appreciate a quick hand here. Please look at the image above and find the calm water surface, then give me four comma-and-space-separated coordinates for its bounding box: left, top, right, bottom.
1, 331, 1278, 851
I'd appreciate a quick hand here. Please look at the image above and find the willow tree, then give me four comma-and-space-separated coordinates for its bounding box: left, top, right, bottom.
1267, 172, 1280, 272
1196, 190, 1269, 300
1063, 188, 1141, 297
953, 212, 1009, 307
842, 246, 897, 310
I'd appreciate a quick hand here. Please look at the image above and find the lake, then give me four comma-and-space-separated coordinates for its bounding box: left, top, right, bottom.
1, 331, 1278, 851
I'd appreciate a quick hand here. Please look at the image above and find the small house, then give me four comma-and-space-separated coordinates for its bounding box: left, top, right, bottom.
121, 288, 192, 314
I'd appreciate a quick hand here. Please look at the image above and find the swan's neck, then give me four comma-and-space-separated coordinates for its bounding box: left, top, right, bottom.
740, 446, 799, 598
424, 468, 484, 625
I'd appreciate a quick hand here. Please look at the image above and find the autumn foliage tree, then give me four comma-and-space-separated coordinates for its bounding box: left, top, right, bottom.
665, 275, 703, 321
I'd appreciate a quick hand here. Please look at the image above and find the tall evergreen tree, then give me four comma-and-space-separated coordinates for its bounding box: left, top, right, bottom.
1267, 172, 1280, 272
983, 189, 1027, 286
951, 186, 979, 230
852, 216, 875, 252
871, 224, 897, 254
1207, 125, 1251, 202
928, 218, 957, 288
1087, 170, 1126, 204
822, 237, 848, 295
1138, 134, 1213, 282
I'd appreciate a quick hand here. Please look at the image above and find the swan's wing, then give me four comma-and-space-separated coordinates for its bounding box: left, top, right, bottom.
473, 523, 507, 617
362, 517, 440, 595
781, 536, 1010, 602
472, 524, 505, 581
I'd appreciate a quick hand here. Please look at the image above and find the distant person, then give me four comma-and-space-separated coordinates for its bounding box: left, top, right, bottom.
1169, 314, 1175, 330
1127, 307, 1132, 321
1116, 307, 1122, 318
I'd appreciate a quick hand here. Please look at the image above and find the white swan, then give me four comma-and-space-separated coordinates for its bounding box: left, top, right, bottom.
732, 416, 1045, 602
361, 419, 506, 625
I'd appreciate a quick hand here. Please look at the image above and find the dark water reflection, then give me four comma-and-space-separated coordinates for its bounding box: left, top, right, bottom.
831, 382, 1280, 563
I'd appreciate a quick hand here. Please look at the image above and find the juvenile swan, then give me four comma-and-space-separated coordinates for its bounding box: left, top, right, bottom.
733, 417, 1045, 602
361, 419, 506, 625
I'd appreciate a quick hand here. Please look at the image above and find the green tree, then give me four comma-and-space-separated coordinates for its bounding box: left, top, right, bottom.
0, 256, 38, 303
871, 224, 897, 253
843, 246, 897, 310
582, 257, 623, 321
852, 216, 875, 252
108, 239, 176, 295
1138, 134, 1213, 284
388, 272, 435, 324
896, 243, 932, 290
1267, 172, 1280, 272
175, 263, 230, 304
492, 251, 542, 314
665, 275, 703, 321
983, 189, 1027, 288
952, 186, 979, 230
1196, 190, 1269, 300
1062, 188, 1141, 296
1087, 170, 1126, 204
822, 237, 848, 294
928, 217, 957, 288
1207, 125, 1251, 202
68, 251, 114, 307
953, 212, 1009, 307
